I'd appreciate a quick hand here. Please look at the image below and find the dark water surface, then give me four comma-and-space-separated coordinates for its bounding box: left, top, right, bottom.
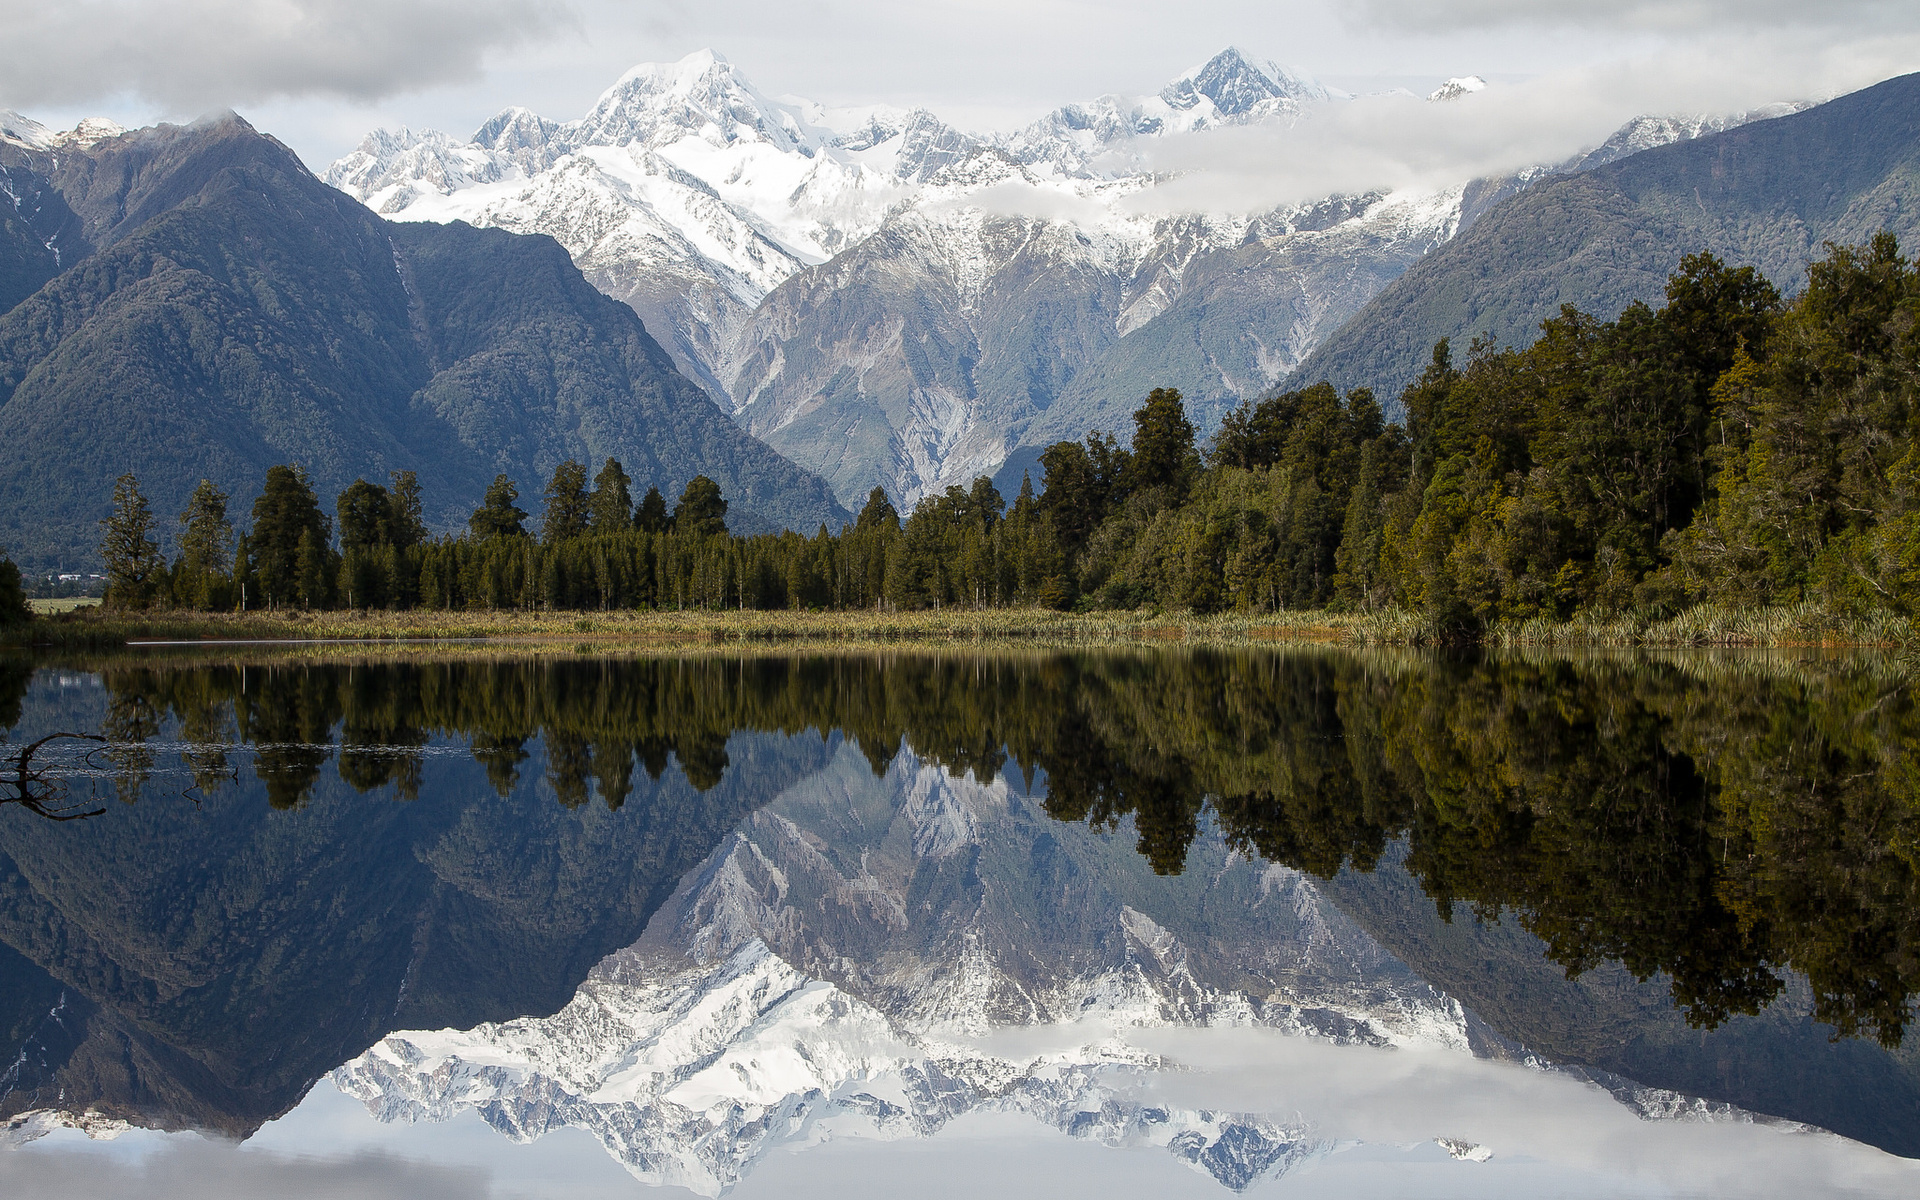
1, 648, 1917, 1196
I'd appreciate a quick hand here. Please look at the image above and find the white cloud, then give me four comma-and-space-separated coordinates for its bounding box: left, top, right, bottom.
0, 0, 574, 112
1122, 32, 1920, 215
1352, 0, 1920, 34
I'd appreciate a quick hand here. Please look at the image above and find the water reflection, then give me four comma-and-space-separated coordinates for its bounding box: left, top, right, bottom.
1, 647, 1918, 1183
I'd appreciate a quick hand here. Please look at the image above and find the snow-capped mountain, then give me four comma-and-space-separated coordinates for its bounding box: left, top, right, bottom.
328, 741, 1787, 1194
328, 50, 1795, 512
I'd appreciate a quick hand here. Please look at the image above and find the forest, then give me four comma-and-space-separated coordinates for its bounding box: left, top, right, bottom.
50, 235, 1920, 632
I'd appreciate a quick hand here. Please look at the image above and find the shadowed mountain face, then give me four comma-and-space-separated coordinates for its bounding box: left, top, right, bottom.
1296, 70, 1920, 403
0, 117, 848, 572
1, 649, 1917, 1159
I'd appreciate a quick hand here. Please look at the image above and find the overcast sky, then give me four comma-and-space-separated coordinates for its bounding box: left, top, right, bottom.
3, 0, 1919, 180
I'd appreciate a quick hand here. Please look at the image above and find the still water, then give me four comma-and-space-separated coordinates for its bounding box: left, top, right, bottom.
0, 648, 1917, 1197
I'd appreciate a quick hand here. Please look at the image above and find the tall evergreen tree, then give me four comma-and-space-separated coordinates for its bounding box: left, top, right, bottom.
674, 476, 728, 538
589, 458, 634, 533
1127, 387, 1198, 500
855, 486, 900, 531
251, 465, 332, 610
470, 475, 528, 541
176, 479, 234, 610
543, 460, 592, 542
337, 479, 393, 552
0, 550, 28, 627
635, 486, 669, 534
387, 470, 428, 548
100, 473, 165, 610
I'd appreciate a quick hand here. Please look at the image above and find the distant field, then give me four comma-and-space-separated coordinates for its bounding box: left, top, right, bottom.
29, 598, 101, 614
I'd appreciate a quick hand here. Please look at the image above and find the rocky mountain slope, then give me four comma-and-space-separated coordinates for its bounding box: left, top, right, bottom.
1295, 71, 1920, 400
0, 113, 847, 569
330, 49, 1794, 509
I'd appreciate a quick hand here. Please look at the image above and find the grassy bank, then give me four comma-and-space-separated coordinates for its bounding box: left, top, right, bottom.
7, 601, 1914, 651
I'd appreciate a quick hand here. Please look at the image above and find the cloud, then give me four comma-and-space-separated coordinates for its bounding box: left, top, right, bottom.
0, 1140, 493, 1200
1119, 32, 1920, 215
1350, 0, 1919, 34
0, 0, 575, 113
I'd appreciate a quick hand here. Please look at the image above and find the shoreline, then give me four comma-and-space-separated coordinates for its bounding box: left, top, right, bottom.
6, 602, 1913, 652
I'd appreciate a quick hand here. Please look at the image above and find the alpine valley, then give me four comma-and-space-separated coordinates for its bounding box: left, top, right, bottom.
325, 48, 1802, 514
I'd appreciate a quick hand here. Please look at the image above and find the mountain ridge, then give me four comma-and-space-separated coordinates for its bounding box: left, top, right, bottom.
1293, 71, 1920, 402
0, 114, 849, 569
326, 48, 1806, 511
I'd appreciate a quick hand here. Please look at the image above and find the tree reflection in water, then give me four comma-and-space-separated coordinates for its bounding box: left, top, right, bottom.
7, 647, 1918, 1047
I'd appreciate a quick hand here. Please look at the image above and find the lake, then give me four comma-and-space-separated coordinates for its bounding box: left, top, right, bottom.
1, 647, 1917, 1197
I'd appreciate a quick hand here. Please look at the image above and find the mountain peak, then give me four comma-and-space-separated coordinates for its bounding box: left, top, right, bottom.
1427, 76, 1488, 103
573, 48, 823, 154
1165, 46, 1327, 116
0, 109, 55, 150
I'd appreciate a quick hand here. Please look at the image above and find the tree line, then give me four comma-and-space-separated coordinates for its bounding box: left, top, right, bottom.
83, 235, 1920, 627
49, 648, 1920, 1048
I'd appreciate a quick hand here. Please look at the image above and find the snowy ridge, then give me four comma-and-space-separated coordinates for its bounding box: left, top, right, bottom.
334, 937, 1327, 1194
328, 742, 1795, 1192
323, 49, 1796, 511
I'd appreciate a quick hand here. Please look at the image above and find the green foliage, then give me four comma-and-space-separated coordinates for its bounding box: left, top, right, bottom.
0, 550, 28, 627
542, 460, 592, 542
589, 458, 633, 533
176, 479, 234, 611
250, 465, 334, 610
673, 476, 729, 539
469, 474, 528, 542
635, 486, 669, 534
99, 473, 165, 610
1126, 386, 1198, 501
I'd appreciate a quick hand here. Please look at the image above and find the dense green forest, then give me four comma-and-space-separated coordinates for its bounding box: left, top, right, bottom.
53, 236, 1920, 632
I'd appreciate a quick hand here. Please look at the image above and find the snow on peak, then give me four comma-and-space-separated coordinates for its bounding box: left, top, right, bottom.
3, 115, 127, 151
0, 109, 54, 150
1165, 46, 1331, 116
1427, 76, 1489, 103
572, 48, 829, 156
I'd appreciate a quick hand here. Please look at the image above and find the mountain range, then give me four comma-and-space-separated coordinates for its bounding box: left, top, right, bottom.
8, 49, 1919, 568
1297, 69, 1920, 399
328, 49, 1798, 511
0, 111, 847, 571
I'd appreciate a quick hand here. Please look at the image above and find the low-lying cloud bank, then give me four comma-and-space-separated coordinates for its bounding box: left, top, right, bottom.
1125, 32, 1920, 215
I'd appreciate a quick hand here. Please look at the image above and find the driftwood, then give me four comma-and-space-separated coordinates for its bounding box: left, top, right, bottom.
3, 733, 109, 820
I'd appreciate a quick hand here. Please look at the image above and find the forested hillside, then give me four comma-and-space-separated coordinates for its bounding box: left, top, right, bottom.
1297, 70, 1920, 402
94, 235, 1920, 634
0, 116, 848, 572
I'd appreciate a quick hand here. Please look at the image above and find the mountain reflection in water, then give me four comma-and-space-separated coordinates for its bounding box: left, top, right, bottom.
1, 648, 1918, 1187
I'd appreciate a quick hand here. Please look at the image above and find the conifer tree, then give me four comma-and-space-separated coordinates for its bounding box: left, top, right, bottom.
543, 460, 592, 542
589, 458, 634, 533
1127, 387, 1197, 500
674, 476, 728, 538
0, 550, 28, 627
100, 473, 165, 610
470, 475, 528, 541
176, 480, 233, 610
855, 486, 899, 531
635, 486, 669, 534
388, 470, 428, 548
337, 479, 393, 552
251, 465, 332, 610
